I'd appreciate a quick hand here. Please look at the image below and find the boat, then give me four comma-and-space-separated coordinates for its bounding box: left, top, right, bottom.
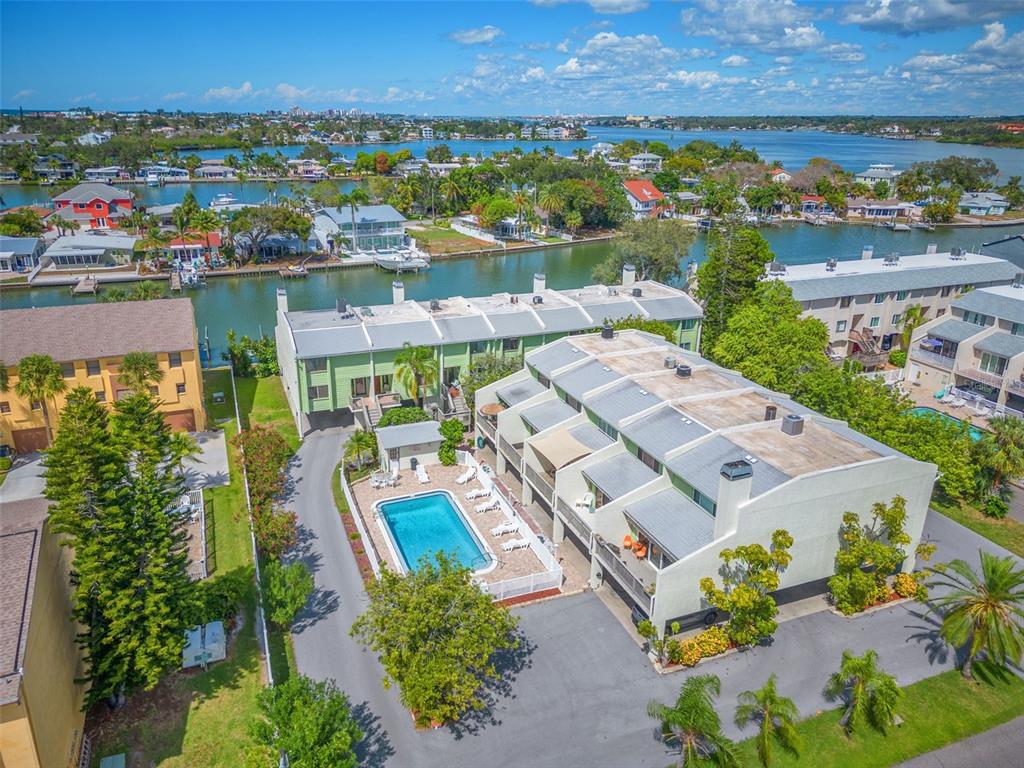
146, 171, 160, 186
373, 249, 430, 273
910, 222, 935, 231
891, 223, 911, 232
287, 264, 308, 274
209, 192, 238, 208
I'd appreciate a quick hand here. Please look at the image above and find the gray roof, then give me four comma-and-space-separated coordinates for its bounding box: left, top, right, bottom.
496, 377, 547, 407
666, 436, 791, 502
586, 380, 663, 427
488, 310, 543, 338
637, 295, 701, 321
317, 204, 406, 226
981, 234, 1024, 269
527, 339, 586, 377
928, 318, 985, 343
576, 298, 642, 323
974, 332, 1024, 359
555, 359, 621, 400
954, 288, 1024, 326
534, 305, 592, 332
521, 399, 578, 433
583, 452, 660, 500
624, 488, 714, 561
619, 405, 711, 461
52, 182, 130, 203
785, 260, 1020, 303
374, 421, 442, 450
0, 236, 40, 256
365, 320, 439, 349
570, 422, 615, 451
431, 314, 493, 343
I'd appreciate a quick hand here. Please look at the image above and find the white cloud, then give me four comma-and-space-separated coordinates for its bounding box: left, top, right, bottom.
577, 32, 677, 58
70, 92, 98, 104
970, 22, 1024, 58
669, 69, 747, 90
521, 66, 547, 82
203, 81, 257, 102
821, 42, 865, 62
532, 0, 648, 13
12, 89, 33, 100
721, 54, 749, 67
842, 0, 1022, 35
680, 0, 826, 53
449, 25, 503, 45
774, 56, 794, 64
161, 91, 187, 101
556, 38, 570, 53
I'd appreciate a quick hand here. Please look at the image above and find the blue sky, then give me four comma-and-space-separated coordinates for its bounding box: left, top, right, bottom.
2, 1, 1023, 115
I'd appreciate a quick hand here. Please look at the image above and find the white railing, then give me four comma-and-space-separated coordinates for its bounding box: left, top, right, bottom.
956, 365, 1005, 388
910, 348, 956, 369
859, 368, 905, 384
498, 435, 523, 464
593, 538, 654, 614
524, 463, 555, 503
479, 569, 562, 601
950, 388, 1024, 419
556, 495, 592, 543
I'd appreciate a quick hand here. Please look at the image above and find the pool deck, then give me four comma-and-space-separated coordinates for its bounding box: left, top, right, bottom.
904, 384, 993, 431
351, 463, 555, 585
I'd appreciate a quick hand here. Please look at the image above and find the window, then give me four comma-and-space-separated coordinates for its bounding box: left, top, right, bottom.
86, 359, 101, 376
979, 353, 1007, 376
874, 293, 886, 304
469, 340, 488, 354
963, 311, 991, 327
31, 400, 42, 410
176, 383, 186, 395
95, 391, 106, 403
937, 308, 947, 317
839, 296, 852, 309
168, 351, 182, 368
61, 361, 76, 378
896, 290, 909, 301
589, 411, 618, 440
692, 488, 716, 516
1012, 322, 1024, 337
680, 318, 698, 330
636, 447, 662, 474
149, 386, 159, 396
564, 393, 581, 412
308, 384, 329, 401
95, 202, 102, 210
869, 316, 880, 328
537, 373, 550, 388
892, 314, 902, 325
836, 320, 848, 333
306, 357, 327, 372
502, 337, 521, 352
0, 402, 9, 414
351, 377, 369, 398
941, 286, 953, 297
681, 341, 692, 351
374, 374, 393, 393
388, 448, 400, 462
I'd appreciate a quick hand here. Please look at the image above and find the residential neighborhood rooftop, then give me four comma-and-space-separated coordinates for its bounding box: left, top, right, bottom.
952, 283, 1024, 325
373, 421, 443, 450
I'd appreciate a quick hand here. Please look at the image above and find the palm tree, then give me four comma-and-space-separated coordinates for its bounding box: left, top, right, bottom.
734, 675, 801, 767
439, 175, 463, 213
564, 210, 583, 234
169, 431, 200, 471
824, 649, 902, 734
512, 190, 530, 230
190, 208, 222, 263
171, 205, 192, 259
647, 674, 739, 768
927, 552, 1024, 680
118, 351, 164, 393
14, 354, 67, 446
978, 416, 1024, 491
0, 361, 8, 393
538, 187, 564, 217
128, 280, 166, 301
336, 188, 370, 254
50, 214, 80, 237
393, 343, 439, 408
344, 429, 378, 468
900, 304, 925, 350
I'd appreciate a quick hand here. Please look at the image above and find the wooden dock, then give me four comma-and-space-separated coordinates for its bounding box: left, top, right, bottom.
170, 272, 183, 291
279, 268, 308, 279
71, 275, 98, 295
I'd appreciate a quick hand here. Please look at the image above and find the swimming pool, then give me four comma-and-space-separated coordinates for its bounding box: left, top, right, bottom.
376, 490, 494, 574
908, 407, 985, 441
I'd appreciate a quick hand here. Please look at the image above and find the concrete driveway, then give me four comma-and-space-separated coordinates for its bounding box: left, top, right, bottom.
0, 452, 45, 502
181, 431, 229, 489
286, 429, 1020, 768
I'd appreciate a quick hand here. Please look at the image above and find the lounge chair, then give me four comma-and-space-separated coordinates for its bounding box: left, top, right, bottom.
500, 538, 530, 553
940, 393, 955, 404
465, 487, 490, 500
490, 522, 519, 537
575, 492, 594, 512
416, 465, 429, 484
455, 466, 476, 485
951, 397, 966, 408
475, 499, 499, 513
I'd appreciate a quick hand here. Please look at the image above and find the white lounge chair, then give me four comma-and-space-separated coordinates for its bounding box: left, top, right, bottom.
475, 499, 499, 513
490, 522, 519, 537
455, 466, 476, 485
389, 466, 400, 486
465, 487, 490, 500
951, 397, 966, 408
940, 393, 955, 404
416, 465, 429, 484
574, 492, 594, 512
501, 538, 530, 553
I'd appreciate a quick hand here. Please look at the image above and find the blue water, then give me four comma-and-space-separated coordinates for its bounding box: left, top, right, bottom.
378, 491, 490, 572
908, 406, 985, 440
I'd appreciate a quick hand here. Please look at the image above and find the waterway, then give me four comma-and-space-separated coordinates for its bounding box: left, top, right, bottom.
3, 221, 1020, 363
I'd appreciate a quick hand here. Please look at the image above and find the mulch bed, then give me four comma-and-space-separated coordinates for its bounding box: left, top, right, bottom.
339, 475, 377, 587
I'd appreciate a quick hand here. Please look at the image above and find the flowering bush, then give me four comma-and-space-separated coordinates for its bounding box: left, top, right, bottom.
893, 572, 926, 600
233, 426, 296, 556
669, 626, 731, 667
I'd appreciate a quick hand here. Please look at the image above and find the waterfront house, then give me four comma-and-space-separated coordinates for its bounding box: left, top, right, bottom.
76, 130, 112, 146
622, 179, 671, 220
770, 247, 1020, 367
0, 130, 39, 146
769, 168, 792, 184
312, 204, 408, 253
364, 131, 383, 143
590, 142, 615, 158
628, 153, 663, 173
0, 236, 46, 272
904, 281, 1024, 413
40, 233, 139, 269
51, 182, 133, 229
799, 195, 833, 215
0, 497, 87, 768
165, 231, 223, 264
476, 328, 935, 632
83, 165, 128, 182
193, 164, 237, 180
421, 126, 434, 140
273, 268, 702, 434
854, 163, 902, 184
959, 192, 1009, 217
136, 163, 189, 182
287, 159, 327, 179
33, 154, 77, 181
845, 197, 920, 221
0, 298, 206, 452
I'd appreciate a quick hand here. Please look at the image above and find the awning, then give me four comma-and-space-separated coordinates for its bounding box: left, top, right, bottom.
530, 429, 591, 475
920, 338, 943, 349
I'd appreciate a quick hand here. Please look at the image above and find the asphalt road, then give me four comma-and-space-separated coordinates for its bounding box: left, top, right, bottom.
287, 428, 1021, 768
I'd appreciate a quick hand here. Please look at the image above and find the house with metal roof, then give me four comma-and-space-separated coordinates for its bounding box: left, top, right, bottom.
628, 152, 663, 173
771, 247, 1020, 369
959, 192, 1009, 217
475, 328, 936, 633
312, 204, 408, 253
904, 281, 1024, 413
40, 233, 139, 269
0, 236, 45, 272
274, 267, 703, 434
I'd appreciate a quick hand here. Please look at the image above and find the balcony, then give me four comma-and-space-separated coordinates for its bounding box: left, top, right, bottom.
956, 365, 1005, 389
477, 413, 496, 441
910, 347, 956, 370
524, 463, 555, 505
555, 495, 592, 543
593, 536, 655, 615
498, 435, 523, 465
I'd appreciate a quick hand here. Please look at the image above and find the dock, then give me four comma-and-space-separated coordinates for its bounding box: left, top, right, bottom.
170, 272, 182, 291
279, 267, 308, 279
71, 275, 98, 295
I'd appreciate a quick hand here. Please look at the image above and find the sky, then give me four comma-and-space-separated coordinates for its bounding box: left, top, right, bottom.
2, 1, 1023, 116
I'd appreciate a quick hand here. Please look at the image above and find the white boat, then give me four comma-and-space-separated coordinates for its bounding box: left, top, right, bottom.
146, 172, 160, 186
209, 192, 238, 208
287, 264, 308, 274
373, 249, 430, 273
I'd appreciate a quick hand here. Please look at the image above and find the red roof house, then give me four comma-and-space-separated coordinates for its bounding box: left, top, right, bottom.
622, 180, 671, 220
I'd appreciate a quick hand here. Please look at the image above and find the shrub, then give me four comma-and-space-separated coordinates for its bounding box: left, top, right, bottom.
0, 456, 11, 472
888, 349, 907, 368
377, 407, 430, 427
438, 442, 457, 466
189, 567, 253, 625
439, 418, 465, 445
671, 627, 731, 667
233, 426, 295, 556
252, 506, 298, 559
264, 560, 315, 629
892, 572, 925, 600
984, 495, 1009, 519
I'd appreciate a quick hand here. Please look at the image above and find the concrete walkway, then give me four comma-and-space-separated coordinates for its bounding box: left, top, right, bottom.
181, 430, 230, 489
286, 428, 1022, 768
0, 452, 45, 502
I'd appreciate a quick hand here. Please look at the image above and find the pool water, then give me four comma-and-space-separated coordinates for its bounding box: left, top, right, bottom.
377, 491, 492, 572
908, 407, 985, 441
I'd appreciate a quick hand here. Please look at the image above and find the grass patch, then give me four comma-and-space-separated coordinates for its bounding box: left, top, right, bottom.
0, 273, 28, 284
411, 225, 492, 254
932, 497, 1024, 558
233, 376, 299, 451
203, 368, 236, 423
735, 669, 1024, 768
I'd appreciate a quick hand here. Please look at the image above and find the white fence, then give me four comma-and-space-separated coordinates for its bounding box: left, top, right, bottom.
478, 569, 563, 601
949, 387, 1024, 419
451, 218, 498, 244
859, 368, 905, 385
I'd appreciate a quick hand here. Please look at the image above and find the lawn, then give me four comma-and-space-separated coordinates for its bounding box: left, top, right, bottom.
932, 496, 1024, 559
736, 669, 1024, 768
409, 225, 493, 254
233, 375, 300, 451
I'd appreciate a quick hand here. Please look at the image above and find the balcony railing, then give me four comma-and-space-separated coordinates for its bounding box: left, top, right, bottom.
910, 347, 956, 370
477, 415, 496, 440
523, 463, 555, 504
593, 537, 654, 615
555, 496, 592, 543
956, 365, 1005, 389
498, 435, 523, 465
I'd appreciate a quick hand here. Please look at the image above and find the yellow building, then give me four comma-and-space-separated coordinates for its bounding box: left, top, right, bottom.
0, 498, 87, 768
1, 298, 206, 453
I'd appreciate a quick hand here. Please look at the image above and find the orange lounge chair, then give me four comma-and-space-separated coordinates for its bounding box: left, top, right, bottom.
623, 535, 634, 550
635, 546, 647, 558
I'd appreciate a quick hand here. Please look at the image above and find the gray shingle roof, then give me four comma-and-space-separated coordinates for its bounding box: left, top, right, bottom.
365, 321, 440, 349
954, 287, 1024, 326
636, 295, 701, 321
576, 298, 642, 323
619, 405, 711, 461
527, 340, 585, 377
583, 453, 660, 500
52, 181, 130, 203
974, 332, 1024, 359
534, 305, 593, 332
432, 314, 493, 343
928, 318, 986, 343
520, 399, 578, 433
981, 234, 1024, 269
555, 359, 622, 400
487, 311, 543, 338
570, 423, 614, 451
374, 421, 442, 450
665, 436, 791, 502
291, 323, 368, 357
496, 377, 547, 406
586, 380, 663, 427
624, 488, 714, 561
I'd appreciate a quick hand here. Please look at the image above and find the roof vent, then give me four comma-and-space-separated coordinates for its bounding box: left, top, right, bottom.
336, 297, 349, 315
664, 356, 676, 369
720, 460, 753, 481
675, 364, 692, 379
362, 306, 374, 317
429, 298, 441, 311
764, 404, 778, 421
631, 287, 643, 297
601, 322, 614, 340
532, 295, 543, 304
883, 253, 900, 266
1013, 272, 1024, 289
950, 247, 966, 260
781, 414, 804, 436
825, 257, 838, 272
510, 294, 519, 304
767, 260, 787, 275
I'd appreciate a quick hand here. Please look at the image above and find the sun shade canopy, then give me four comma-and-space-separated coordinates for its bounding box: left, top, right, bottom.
530, 429, 592, 474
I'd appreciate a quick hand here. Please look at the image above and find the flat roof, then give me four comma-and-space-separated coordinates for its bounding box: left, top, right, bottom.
520, 398, 579, 433
928, 318, 985, 344
374, 420, 442, 450
496, 377, 547, 407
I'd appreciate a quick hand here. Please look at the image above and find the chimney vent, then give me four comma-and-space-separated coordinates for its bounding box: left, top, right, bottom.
926, 243, 938, 254
601, 322, 614, 340
781, 414, 804, 436
861, 245, 874, 261
720, 460, 753, 481
335, 297, 349, 315
664, 356, 676, 369
532, 295, 544, 305
622, 263, 636, 286
764, 405, 778, 421
391, 280, 405, 304
429, 298, 441, 311
675, 364, 692, 378
533, 273, 546, 293
631, 287, 643, 297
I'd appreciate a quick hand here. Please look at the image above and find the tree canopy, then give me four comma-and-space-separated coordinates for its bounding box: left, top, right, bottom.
592, 217, 695, 286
